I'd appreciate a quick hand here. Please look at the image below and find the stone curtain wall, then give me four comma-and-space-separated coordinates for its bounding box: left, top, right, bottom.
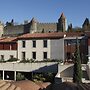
37, 23, 57, 33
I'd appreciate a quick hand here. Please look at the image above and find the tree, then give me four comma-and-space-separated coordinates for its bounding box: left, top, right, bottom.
16, 72, 25, 81
73, 38, 82, 83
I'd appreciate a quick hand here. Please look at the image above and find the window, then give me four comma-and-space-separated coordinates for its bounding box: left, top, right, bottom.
1, 55, 4, 60
10, 55, 14, 59
22, 41, 25, 48
32, 52, 36, 59
43, 52, 47, 59
11, 44, 17, 50
43, 40, 47, 48
22, 52, 26, 60
32, 40, 36, 48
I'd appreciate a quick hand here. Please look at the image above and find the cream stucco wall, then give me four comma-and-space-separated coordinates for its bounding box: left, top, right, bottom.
18, 39, 50, 61
0, 50, 17, 61
18, 38, 64, 61
50, 39, 64, 60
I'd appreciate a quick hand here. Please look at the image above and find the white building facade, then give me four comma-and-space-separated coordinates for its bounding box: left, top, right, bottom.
0, 37, 17, 61
0, 33, 65, 61
17, 33, 64, 61
0, 50, 17, 60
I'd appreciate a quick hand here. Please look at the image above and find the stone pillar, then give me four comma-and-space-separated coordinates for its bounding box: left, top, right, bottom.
3, 70, 4, 80
14, 71, 16, 81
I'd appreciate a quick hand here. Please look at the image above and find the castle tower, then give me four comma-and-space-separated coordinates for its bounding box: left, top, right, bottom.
0, 21, 4, 37
57, 13, 66, 32
30, 17, 37, 33
82, 18, 89, 30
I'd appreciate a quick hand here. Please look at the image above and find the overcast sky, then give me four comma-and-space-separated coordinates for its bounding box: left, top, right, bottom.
0, 0, 90, 27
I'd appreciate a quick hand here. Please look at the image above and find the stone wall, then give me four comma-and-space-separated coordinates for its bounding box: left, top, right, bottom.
0, 50, 17, 60
37, 23, 57, 33
3, 22, 57, 36
4, 25, 24, 36
3, 19, 65, 36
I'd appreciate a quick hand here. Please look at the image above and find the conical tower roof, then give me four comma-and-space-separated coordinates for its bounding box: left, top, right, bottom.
60, 13, 66, 19
31, 17, 37, 23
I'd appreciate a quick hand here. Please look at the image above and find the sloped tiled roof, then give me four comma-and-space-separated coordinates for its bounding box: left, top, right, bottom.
0, 37, 17, 43
0, 32, 86, 43
18, 32, 85, 40
66, 32, 84, 37
18, 32, 64, 39
0, 80, 21, 90
0, 80, 90, 90
13, 80, 40, 90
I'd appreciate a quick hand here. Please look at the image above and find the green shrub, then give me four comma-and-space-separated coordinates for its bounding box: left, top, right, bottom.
20, 59, 35, 63
7, 58, 18, 62
33, 73, 46, 82
32, 73, 55, 82
0, 59, 6, 63
16, 73, 25, 81
20, 59, 30, 63
42, 59, 63, 62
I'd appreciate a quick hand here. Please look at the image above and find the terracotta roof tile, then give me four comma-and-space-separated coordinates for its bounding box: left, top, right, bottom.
0, 32, 85, 43
36, 82, 51, 90
13, 80, 52, 90
0, 37, 17, 43
66, 32, 84, 37
18, 32, 85, 40
0, 80, 21, 90
13, 80, 40, 90
18, 32, 64, 39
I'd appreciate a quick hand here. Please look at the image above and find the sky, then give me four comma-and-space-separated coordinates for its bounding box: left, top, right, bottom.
0, 0, 90, 27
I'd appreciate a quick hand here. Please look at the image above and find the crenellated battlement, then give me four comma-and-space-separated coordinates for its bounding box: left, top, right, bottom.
1, 13, 67, 37
39, 22, 56, 25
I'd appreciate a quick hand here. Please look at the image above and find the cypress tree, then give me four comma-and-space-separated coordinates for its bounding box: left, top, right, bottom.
73, 38, 82, 83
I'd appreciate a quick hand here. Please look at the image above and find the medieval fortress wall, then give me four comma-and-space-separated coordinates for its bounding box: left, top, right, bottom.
4, 25, 24, 36
37, 23, 57, 32
0, 13, 66, 37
